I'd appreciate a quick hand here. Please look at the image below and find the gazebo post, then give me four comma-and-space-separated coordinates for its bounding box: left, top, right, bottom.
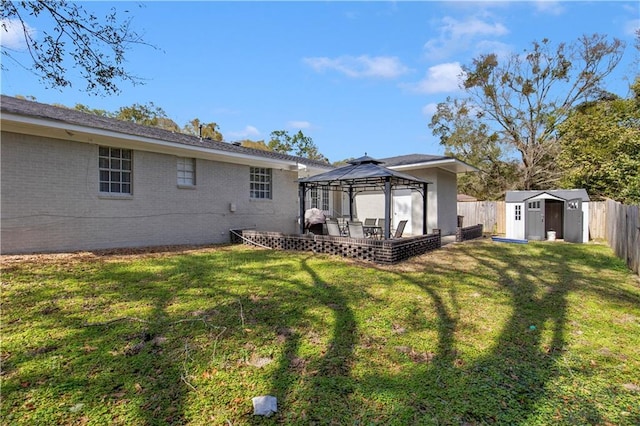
348, 185, 354, 221
384, 177, 391, 239
299, 183, 306, 234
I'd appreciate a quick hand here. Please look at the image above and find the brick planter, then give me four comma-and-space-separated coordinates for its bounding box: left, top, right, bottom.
236, 231, 442, 265
455, 224, 484, 242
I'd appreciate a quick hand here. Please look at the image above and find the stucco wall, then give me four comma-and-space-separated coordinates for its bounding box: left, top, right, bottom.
1, 131, 299, 254
407, 168, 458, 236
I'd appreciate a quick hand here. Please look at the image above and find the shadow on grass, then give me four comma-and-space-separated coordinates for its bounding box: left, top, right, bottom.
2, 248, 267, 424
360, 241, 631, 424
2, 242, 638, 425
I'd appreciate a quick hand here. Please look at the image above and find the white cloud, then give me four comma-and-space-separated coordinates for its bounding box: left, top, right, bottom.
0, 18, 35, 50
473, 40, 513, 60
422, 103, 438, 118
287, 121, 311, 129
533, 1, 565, 16
227, 125, 260, 140
624, 18, 640, 37
404, 62, 466, 94
303, 55, 410, 79
423, 16, 509, 60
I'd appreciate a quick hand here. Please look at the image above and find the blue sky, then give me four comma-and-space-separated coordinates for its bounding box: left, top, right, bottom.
1, 1, 638, 163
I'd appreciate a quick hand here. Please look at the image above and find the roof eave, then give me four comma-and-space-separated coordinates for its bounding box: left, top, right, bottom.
388, 158, 478, 174
2, 113, 307, 170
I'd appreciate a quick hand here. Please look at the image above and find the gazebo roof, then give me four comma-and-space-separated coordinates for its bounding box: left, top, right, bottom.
298, 155, 432, 192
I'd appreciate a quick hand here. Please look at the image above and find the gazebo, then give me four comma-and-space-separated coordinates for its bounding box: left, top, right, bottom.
297, 155, 432, 239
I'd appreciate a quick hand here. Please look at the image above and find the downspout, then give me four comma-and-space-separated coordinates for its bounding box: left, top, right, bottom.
299, 183, 306, 234
423, 182, 428, 235
384, 177, 391, 239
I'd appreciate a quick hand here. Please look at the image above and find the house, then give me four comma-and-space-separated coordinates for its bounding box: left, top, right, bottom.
505, 189, 590, 243
0, 95, 332, 254
330, 154, 477, 236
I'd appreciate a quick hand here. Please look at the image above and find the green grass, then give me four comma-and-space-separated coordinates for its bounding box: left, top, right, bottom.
2, 241, 639, 425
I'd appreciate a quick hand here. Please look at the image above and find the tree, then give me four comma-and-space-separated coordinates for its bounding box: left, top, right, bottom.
73, 103, 110, 117
557, 78, 640, 204
456, 34, 625, 190
267, 130, 328, 162
236, 139, 270, 151
1, 1, 150, 95
114, 102, 179, 131
429, 97, 520, 200
183, 119, 223, 141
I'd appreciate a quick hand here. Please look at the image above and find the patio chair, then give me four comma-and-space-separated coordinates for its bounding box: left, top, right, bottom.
364, 218, 377, 237
392, 220, 408, 239
325, 219, 343, 237
347, 221, 365, 238
377, 218, 385, 238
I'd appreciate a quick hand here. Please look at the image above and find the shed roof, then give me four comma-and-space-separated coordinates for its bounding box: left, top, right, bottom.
505, 189, 590, 203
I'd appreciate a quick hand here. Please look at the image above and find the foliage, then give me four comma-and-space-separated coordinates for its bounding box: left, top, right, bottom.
557, 78, 640, 204
183, 118, 223, 141
113, 102, 180, 132
436, 34, 625, 191
268, 130, 328, 162
429, 97, 520, 200
332, 157, 356, 167
2, 242, 639, 425
1, 1, 151, 95
236, 139, 270, 151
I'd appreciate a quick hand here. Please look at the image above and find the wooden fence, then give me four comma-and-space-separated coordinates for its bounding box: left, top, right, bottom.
602, 200, 639, 276
458, 200, 639, 275
457, 201, 505, 235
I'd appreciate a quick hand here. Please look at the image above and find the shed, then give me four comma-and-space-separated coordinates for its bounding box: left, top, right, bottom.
505, 189, 590, 243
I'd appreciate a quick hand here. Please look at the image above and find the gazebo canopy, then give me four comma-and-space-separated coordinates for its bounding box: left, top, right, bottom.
297, 155, 433, 238
298, 155, 432, 192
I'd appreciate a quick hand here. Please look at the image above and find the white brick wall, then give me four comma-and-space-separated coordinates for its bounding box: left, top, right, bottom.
1, 131, 300, 253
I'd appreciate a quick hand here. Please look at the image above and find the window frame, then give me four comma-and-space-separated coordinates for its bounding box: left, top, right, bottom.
514, 204, 522, 221
250, 167, 272, 200
177, 157, 196, 187
309, 187, 330, 211
99, 146, 132, 195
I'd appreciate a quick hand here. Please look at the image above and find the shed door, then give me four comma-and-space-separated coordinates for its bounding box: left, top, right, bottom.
526, 200, 545, 240
564, 198, 583, 243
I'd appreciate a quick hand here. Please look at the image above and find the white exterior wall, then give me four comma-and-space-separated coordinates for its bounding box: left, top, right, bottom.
353, 192, 385, 221
408, 168, 458, 236
1, 132, 299, 254
350, 168, 459, 236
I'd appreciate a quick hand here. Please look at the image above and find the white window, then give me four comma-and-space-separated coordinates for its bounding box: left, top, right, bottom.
527, 201, 541, 210
309, 187, 330, 211
515, 205, 522, 221
250, 167, 272, 199
177, 157, 196, 186
99, 146, 132, 194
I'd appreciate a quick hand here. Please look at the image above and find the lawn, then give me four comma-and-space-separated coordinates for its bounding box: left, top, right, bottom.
1, 240, 639, 425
